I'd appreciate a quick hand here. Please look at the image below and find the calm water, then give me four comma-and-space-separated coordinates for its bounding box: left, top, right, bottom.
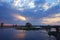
0, 28, 56, 40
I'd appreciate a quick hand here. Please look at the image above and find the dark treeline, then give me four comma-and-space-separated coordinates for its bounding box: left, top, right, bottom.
0, 22, 60, 40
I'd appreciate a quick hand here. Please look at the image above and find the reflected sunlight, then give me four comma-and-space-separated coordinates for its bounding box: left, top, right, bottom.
16, 30, 26, 39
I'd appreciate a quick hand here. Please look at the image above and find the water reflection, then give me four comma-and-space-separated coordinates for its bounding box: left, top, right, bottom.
15, 30, 26, 39
0, 28, 56, 40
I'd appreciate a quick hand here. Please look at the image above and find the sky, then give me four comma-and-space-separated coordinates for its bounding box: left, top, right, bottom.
0, 0, 60, 25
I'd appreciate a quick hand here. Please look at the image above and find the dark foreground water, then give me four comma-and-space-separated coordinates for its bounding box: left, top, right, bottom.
0, 28, 56, 40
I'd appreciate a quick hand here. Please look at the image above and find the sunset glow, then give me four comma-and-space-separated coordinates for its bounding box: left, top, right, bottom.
41, 13, 60, 25
0, 0, 60, 25
13, 14, 27, 21
16, 30, 26, 38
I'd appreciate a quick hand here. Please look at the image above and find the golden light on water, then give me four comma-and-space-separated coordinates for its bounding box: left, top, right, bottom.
16, 30, 26, 39
13, 14, 27, 21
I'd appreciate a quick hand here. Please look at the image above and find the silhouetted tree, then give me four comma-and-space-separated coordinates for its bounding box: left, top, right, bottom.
25, 22, 32, 28
0, 23, 4, 28
12, 24, 15, 28
56, 28, 60, 40
15, 24, 17, 28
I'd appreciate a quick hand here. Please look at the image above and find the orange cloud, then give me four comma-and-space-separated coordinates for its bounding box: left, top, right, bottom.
41, 13, 60, 25
13, 14, 27, 21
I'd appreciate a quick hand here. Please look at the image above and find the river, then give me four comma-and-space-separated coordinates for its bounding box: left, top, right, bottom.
0, 28, 56, 40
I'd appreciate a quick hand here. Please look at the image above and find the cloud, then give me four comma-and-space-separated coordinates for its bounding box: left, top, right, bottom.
41, 13, 60, 25
57, 0, 60, 2
28, 1, 35, 8
0, 0, 60, 25
0, 2, 21, 24
12, 0, 36, 11
12, 14, 27, 21
34, 0, 45, 5
12, 0, 25, 11
46, 0, 57, 4
45, 3, 60, 16
43, 3, 49, 11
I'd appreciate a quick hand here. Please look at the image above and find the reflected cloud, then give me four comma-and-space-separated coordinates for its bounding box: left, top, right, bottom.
12, 14, 27, 21
16, 30, 26, 39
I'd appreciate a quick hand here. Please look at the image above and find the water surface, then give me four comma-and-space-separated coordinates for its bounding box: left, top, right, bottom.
0, 28, 56, 40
